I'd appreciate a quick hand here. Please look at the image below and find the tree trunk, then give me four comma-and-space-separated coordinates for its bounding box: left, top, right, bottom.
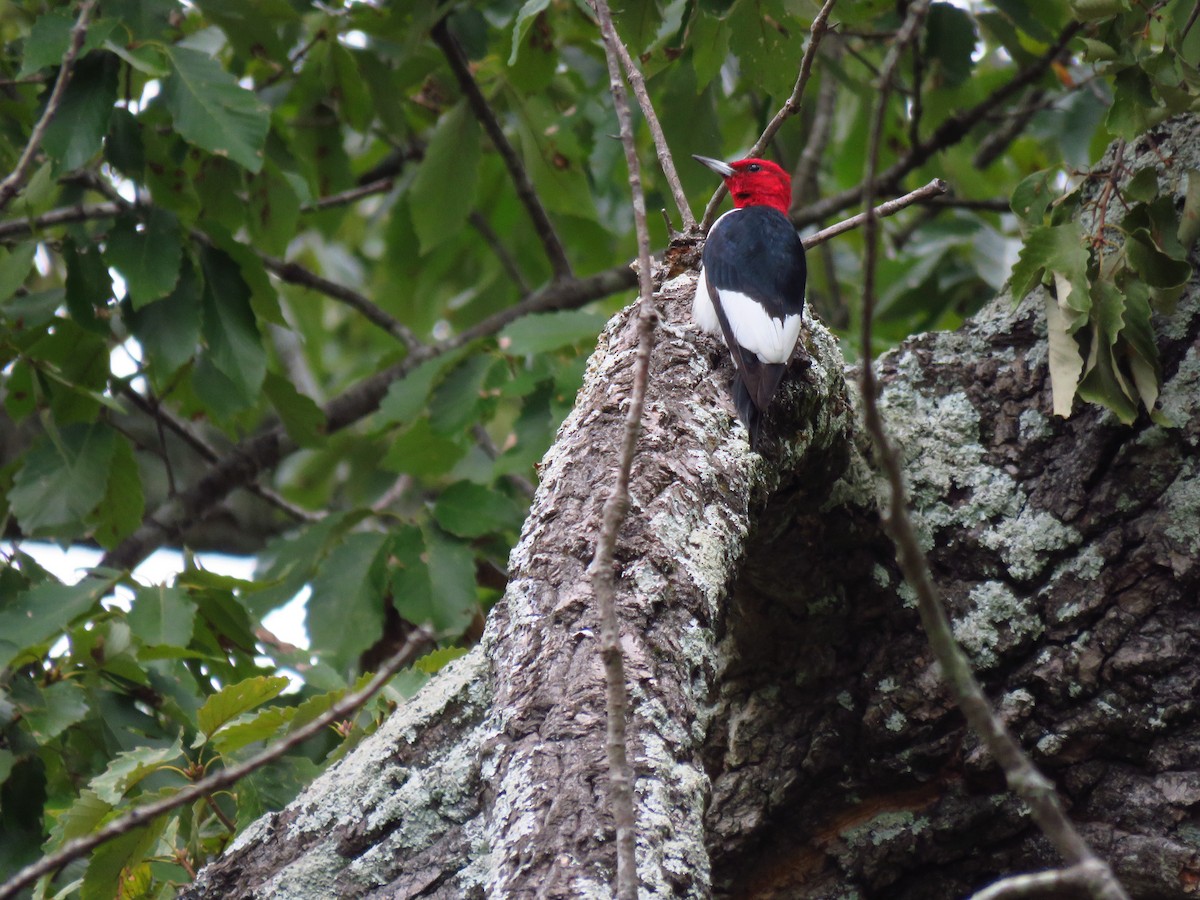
185, 115, 1200, 899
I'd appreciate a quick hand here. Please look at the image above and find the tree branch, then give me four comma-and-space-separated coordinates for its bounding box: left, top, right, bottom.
0, 0, 96, 214
802, 177, 947, 249
856, 7, 1129, 900
610, 37, 695, 233
792, 21, 1083, 229
702, 0, 838, 230
588, 0, 661, 893
0, 626, 435, 900
969, 861, 1115, 900
0, 200, 122, 239
118, 385, 321, 524
431, 17, 573, 280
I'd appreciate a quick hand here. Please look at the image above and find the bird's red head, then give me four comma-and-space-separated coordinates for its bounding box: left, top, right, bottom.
694, 155, 792, 214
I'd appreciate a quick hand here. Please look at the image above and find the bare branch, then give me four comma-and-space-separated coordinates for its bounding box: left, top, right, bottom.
260, 252, 420, 350
0, 626, 435, 900
970, 861, 1115, 900
0, 0, 96, 214
431, 17, 573, 280
856, 7, 1129, 900
791, 38, 843, 212
587, 0, 662, 893
118, 385, 321, 524
802, 177, 947, 249
702, 0, 838, 229
0, 200, 122, 239
300, 176, 395, 212
792, 21, 1083, 229
610, 38, 695, 232
470, 211, 530, 293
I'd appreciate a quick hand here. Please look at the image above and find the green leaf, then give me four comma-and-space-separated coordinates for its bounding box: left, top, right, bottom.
194, 0, 301, 60
89, 737, 184, 804
246, 163, 302, 257
409, 101, 480, 253
0, 243, 37, 303
1179, 170, 1200, 250
40, 53, 119, 172
413, 646, 469, 674
1120, 279, 1161, 413
381, 418, 467, 478
80, 817, 167, 900
433, 481, 525, 538
200, 245, 266, 405
429, 354, 494, 435
1106, 65, 1165, 139
689, 13, 730, 92
64, 237, 113, 332
21, 680, 90, 743
263, 371, 326, 448
1010, 170, 1056, 225
499, 310, 607, 354
127, 257, 202, 377
387, 525, 437, 629
306, 532, 389, 669
9, 423, 117, 534
163, 45, 270, 172
197, 675, 291, 738
1123, 167, 1160, 203
19, 9, 74, 77
1125, 227, 1192, 289
375, 349, 471, 429
103, 210, 183, 308
1009, 223, 1090, 322
424, 525, 479, 635
128, 586, 196, 647
509, 0, 551, 64
925, 3, 977, 88
210, 704, 295, 755
89, 434, 144, 549
1070, 0, 1127, 20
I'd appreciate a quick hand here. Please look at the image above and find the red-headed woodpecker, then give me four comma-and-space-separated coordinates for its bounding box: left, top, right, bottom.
693, 155, 807, 450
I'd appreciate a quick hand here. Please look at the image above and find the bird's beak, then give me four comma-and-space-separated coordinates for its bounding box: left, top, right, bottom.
693, 154, 735, 177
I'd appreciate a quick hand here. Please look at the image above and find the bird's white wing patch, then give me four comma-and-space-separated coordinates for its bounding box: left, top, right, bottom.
716, 289, 802, 364
692, 266, 722, 335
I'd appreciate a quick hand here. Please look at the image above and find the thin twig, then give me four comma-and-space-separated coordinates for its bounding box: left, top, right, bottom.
791, 38, 843, 212
802, 178, 947, 249
119, 385, 321, 524
431, 17, 573, 280
793, 21, 1083, 229
0, 626, 435, 900
702, 0, 838, 229
0, 201, 123, 238
261, 252, 420, 349
470, 211, 530, 293
856, 6, 1129, 900
300, 176, 395, 212
0, 0, 96, 214
969, 861, 1114, 900
588, 0, 661, 895
610, 38, 695, 232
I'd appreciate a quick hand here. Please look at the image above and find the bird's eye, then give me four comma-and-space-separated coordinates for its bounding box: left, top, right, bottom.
747, 164, 761, 172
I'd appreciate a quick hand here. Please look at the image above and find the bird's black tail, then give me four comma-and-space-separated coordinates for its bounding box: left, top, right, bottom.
732, 359, 786, 450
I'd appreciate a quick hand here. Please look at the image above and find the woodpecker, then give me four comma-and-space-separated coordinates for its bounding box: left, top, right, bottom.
692, 155, 807, 450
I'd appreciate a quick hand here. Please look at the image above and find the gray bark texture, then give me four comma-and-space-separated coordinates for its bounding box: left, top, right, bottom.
185, 115, 1200, 899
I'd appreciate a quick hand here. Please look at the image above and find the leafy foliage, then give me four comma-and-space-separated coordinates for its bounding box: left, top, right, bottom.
0, 0, 1196, 894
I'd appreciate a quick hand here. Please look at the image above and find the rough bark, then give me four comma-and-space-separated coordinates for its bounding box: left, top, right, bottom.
186, 115, 1200, 899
